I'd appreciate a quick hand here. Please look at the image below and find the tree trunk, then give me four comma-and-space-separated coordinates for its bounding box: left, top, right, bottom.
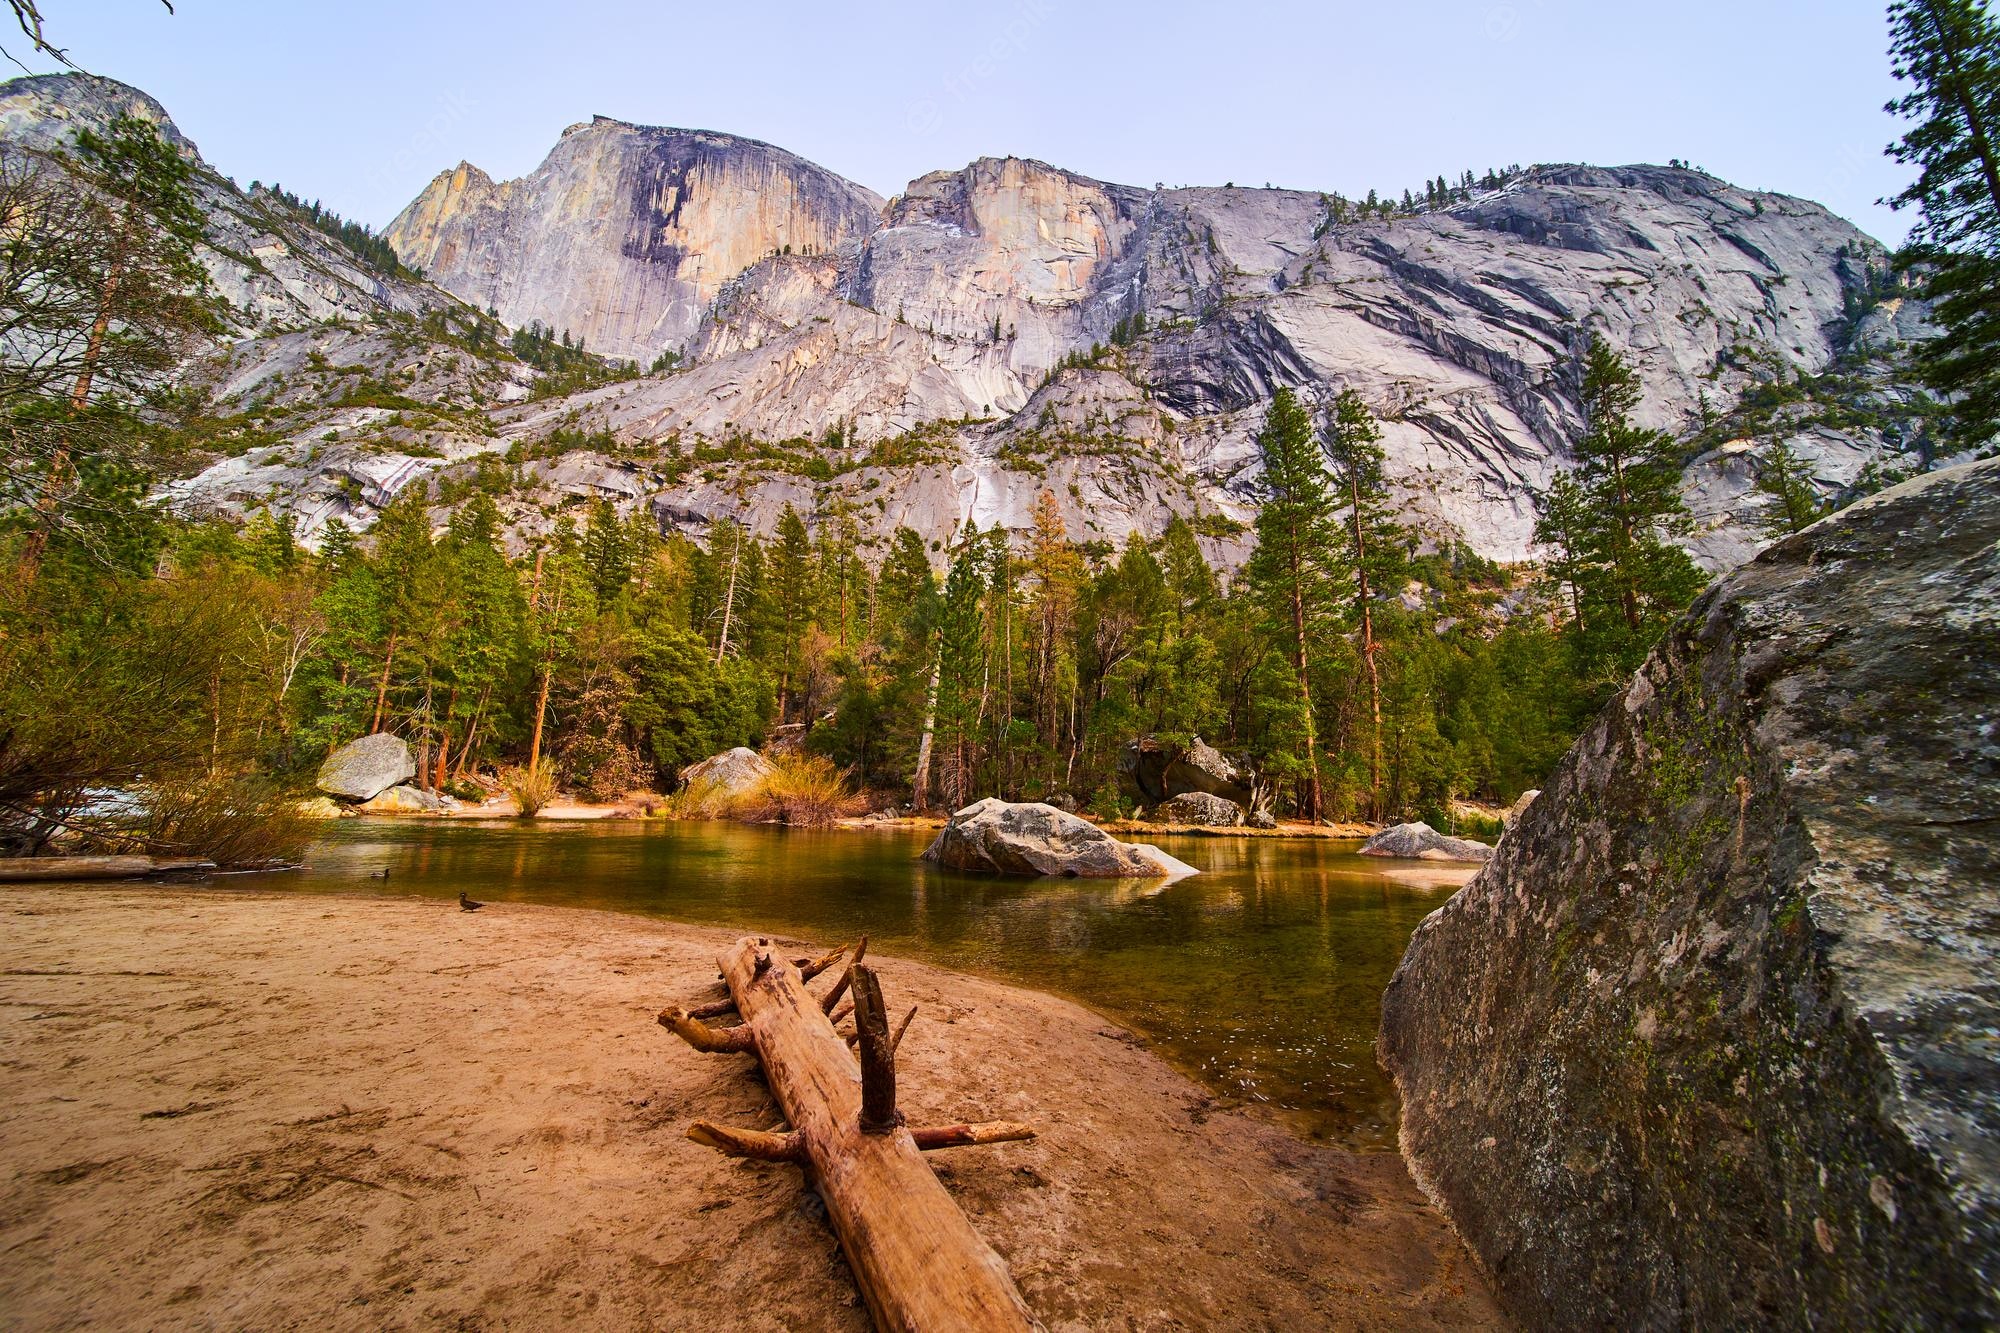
369, 634, 398, 735
18, 220, 128, 578
1347, 474, 1383, 820
912, 639, 942, 812
1287, 546, 1324, 822
663, 939, 1040, 1332
715, 524, 742, 666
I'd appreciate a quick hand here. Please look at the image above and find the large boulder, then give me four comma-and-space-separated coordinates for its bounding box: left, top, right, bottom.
316, 733, 416, 802
1358, 822, 1492, 862
1378, 459, 2000, 1328
678, 747, 776, 799
357, 784, 451, 815
923, 799, 1198, 879
1152, 791, 1243, 827
1117, 736, 1254, 807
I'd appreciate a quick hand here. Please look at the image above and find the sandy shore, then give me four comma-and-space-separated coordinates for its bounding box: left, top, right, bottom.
0, 887, 1500, 1330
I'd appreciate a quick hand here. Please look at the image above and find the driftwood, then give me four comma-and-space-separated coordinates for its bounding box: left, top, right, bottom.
0, 855, 216, 882
660, 935, 1041, 1332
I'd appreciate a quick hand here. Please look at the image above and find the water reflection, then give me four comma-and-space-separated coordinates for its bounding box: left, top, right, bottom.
250, 819, 1463, 1149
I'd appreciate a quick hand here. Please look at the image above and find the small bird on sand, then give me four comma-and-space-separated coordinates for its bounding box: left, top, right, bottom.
369, 868, 390, 882
459, 891, 484, 912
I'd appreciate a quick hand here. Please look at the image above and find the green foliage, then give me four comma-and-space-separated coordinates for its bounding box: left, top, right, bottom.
1885, 0, 2000, 449
256, 182, 423, 281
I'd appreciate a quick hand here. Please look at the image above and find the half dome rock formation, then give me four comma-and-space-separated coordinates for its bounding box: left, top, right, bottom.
1378, 457, 2000, 1327
923, 800, 1198, 879
0, 73, 1953, 578
384, 120, 884, 361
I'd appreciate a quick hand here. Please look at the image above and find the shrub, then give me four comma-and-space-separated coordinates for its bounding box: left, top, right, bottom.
502, 765, 558, 817
130, 775, 314, 868
744, 753, 862, 828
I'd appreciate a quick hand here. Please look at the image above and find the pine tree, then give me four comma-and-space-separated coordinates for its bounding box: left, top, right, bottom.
1754, 437, 1829, 537
1243, 388, 1343, 819
1324, 390, 1401, 819
1886, 0, 2000, 446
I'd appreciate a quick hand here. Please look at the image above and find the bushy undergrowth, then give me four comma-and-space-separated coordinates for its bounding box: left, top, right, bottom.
129, 776, 314, 868
502, 765, 558, 817
663, 753, 861, 827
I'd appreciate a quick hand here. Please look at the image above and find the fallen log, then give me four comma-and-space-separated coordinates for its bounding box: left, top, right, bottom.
0, 855, 217, 882
659, 935, 1041, 1332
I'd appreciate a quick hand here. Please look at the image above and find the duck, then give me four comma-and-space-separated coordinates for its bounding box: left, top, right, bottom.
459, 891, 484, 912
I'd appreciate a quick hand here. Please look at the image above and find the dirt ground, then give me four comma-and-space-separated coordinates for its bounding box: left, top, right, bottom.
0, 886, 1502, 1331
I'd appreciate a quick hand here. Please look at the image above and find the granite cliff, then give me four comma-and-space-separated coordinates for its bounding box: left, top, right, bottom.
0, 74, 1955, 573
1380, 457, 2000, 1326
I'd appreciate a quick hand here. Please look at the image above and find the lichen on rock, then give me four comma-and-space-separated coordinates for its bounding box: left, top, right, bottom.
1379, 456, 2000, 1327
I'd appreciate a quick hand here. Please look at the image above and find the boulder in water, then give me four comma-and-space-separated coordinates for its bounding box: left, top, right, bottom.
1379, 458, 2000, 1327
317, 733, 416, 802
357, 784, 451, 815
923, 799, 1198, 879
1358, 821, 1492, 861
1152, 791, 1243, 826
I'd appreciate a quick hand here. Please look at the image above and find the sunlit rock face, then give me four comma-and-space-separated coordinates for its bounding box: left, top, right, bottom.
385, 119, 885, 361
1380, 457, 2000, 1328
0, 73, 1946, 573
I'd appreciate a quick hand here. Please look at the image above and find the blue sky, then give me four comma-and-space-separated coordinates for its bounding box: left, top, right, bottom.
19, 0, 1917, 242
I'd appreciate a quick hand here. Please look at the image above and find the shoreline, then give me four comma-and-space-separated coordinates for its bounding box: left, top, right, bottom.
0, 886, 1501, 1329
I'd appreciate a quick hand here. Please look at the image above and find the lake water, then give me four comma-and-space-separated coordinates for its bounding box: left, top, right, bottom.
250, 819, 1470, 1150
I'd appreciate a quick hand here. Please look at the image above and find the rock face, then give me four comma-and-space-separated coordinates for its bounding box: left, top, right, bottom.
678, 747, 776, 799
1152, 792, 1243, 827
1503, 789, 1540, 825
317, 734, 417, 802
923, 799, 1198, 879
1358, 822, 1493, 862
1378, 457, 2000, 1327
385, 120, 884, 361
1118, 737, 1255, 808
0, 75, 1947, 581
357, 785, 451, 815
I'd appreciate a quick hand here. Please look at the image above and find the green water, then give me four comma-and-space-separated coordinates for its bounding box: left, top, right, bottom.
250, 819, 1465, 1150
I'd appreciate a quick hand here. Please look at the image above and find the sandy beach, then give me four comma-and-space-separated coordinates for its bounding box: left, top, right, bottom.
0, 886, 1500, 1330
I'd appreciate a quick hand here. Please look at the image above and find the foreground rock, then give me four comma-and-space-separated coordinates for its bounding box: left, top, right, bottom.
1358, 822, 1493, 862
1379, 458, 2000, 1327
1119, 737, 1255, 808
1152, 791, 1243, 826
316, 733, 416, 802
678, 747, 776, 799
924, 800, 1198, 879
357, 785, 452, 815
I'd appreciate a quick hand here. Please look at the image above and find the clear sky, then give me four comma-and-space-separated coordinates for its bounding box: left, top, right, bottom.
16, 0, 1917, 243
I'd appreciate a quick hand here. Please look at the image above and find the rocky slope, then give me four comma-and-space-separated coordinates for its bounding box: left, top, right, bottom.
1379, 456, 2000, 1326
0, 74, 1956, 571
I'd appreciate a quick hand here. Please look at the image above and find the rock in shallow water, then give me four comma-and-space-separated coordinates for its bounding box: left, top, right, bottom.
923, 799, 1198, 879
1378, 457, 2000, 1328
1152, 791, 1243, 826
1357, 822, 1492, 862
317, 733, 416, 802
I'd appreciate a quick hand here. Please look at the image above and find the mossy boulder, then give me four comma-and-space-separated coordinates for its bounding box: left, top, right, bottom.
1379, 458, 2000, 1327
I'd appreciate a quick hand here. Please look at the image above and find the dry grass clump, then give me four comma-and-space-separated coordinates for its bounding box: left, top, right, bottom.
501, 765, 558, 818
663, 753, 861, 827
740, 753, 863, 828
